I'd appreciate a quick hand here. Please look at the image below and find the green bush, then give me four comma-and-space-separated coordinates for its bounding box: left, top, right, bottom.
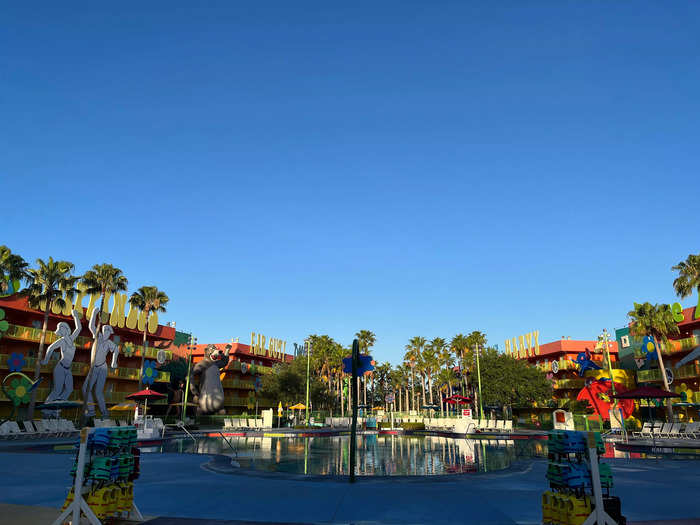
401, 422, 425, 431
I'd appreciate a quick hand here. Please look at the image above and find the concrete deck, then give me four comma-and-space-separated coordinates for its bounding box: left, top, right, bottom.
1, 450, 700, 524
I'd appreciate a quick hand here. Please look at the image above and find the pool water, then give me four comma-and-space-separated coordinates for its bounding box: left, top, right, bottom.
146, 435, 549, 476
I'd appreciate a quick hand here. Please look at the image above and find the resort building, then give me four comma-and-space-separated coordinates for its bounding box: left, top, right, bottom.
0, 293, 176, 419
616, 303, 700, 404
170, 338, 294, 413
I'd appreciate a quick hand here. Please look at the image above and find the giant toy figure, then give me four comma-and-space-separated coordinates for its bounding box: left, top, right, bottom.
190, 344, 230, 414
82, 309, 119, 417
42, 309, 81, 414
570, 348, 601, 377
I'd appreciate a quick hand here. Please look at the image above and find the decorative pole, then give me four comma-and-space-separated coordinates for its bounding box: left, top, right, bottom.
476, 344, 484, 420
181, 335, 196, 425
305, 338, 311, 427
349, 338, 359, 483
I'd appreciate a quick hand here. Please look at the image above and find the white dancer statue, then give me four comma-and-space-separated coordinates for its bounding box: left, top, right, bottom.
82, 308, 119, 417
42, 309, 82, 415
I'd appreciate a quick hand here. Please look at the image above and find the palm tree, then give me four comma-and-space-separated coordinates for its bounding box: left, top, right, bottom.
355, 330, 376, 406
421, 346, 438, 405
80, 264, 128, 420
404, 336, 426, 412
672, 254, 700, 301
0, 246, 28, 294
129, 286, 169, 388
24, 257, 79, 418
628, 302, 680, 419
450, 334, 469, 394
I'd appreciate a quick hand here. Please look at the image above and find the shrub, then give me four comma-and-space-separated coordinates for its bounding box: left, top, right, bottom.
401, 422, 425, 431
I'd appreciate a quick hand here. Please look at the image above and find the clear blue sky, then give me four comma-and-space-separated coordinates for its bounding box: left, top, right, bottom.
3, 2, 699, 365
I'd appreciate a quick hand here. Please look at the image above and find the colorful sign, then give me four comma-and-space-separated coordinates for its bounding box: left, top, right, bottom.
250, 332, 287, 360
504, 331, 540, 358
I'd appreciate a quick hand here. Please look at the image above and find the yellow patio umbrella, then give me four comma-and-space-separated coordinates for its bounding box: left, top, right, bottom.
289, 403, 306, 410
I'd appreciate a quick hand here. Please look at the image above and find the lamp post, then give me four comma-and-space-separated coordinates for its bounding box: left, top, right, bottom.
304, 338, 311, 427
475, 344, 484, 420
181, 335, 196, 425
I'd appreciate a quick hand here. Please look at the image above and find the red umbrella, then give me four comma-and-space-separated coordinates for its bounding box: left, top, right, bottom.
126, 389, 166, 417
444, 395, 472, 404
613, 386, 680, 422
613, 386, 680, 399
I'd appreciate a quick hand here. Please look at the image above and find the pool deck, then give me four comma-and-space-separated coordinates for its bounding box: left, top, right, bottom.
2, 447, 700, 524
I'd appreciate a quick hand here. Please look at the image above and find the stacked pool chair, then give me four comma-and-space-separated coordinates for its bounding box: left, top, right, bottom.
61, 425, 141, 522
541, 430, 625, 525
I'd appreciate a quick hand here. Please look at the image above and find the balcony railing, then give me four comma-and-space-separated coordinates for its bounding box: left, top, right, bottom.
3, 322, 173, 361
0, 355, 170, 383
633, 335, 700, 359
553, 378, 585, 389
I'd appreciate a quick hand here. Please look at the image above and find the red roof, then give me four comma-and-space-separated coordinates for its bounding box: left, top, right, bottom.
529, 339, 618, 358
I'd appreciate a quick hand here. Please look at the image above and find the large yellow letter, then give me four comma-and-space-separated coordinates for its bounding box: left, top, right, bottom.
137, 311, 147, 332
125, 303, 139, 329
534, 330, 540, 355
110, 293, 127, 328
86, 293, 99, 320
148, 311, 158, 333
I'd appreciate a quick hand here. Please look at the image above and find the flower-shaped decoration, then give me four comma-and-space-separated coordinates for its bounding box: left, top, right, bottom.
7, 376, 32, 406
0, 308, 9, 339
8, 352, 26, 372
676, 383, 694, 403
247, 391, 256, 410
32, 320, 42, 329
254, 376, 262, 394
122, 343, 135, 357
142, 359, 158, 386
241, 362, 249, 374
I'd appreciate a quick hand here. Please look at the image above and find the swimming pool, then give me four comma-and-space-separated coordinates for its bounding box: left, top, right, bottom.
143, 434, 549, 476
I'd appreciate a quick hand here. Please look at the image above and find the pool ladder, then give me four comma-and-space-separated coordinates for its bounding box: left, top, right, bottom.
175, 421, 198, 444
218, 431, 238, 458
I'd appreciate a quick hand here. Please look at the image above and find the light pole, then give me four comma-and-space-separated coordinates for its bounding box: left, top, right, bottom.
475, 344, 484, 420
181, 335, 196, 425
304, 338, 311, 427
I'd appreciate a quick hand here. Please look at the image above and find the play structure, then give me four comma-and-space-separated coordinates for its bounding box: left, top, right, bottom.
542, 430, 625, 525
53, 426, 143, 525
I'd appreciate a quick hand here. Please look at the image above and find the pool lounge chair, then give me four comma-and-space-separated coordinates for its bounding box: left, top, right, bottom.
633, 422, 653, 438
21, 421, 42, 439
59, 419, 78, 433
496, 420, 505, 432
255, 419, 263, 429
504, 420, 513, 432
683, 422, 700, 438
4, 421, 24, 439
223, 418, 233, 429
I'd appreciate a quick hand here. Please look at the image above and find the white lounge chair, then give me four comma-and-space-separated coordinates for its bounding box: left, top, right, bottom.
633, 422, 653, 438
21, 421, 42, 439
504, 420, 513, 432
496, 420, 505, 432
5, 421, 23, 439
59, 419, 78, 433
255, 419, 263, 429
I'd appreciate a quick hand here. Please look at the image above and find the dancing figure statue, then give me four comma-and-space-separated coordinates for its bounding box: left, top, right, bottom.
82, 308, 119, 417
42, 309, 81, 415
570, 348, 601, 377
190, 344, 230, 414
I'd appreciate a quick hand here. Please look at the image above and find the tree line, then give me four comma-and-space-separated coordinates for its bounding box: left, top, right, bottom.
0, 245, 169, 419
261, 329, 553, 417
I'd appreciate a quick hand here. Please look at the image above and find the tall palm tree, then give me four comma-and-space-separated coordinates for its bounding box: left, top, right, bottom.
628, 302, 680, 419
404, 336, 426, 412
80, 264, 128, 420
24, 257, 79, 418
0, 246, 28, 294
355, 330, 376, 406
421, 346, 438, 405
450, 334, 469, 394
129, 286, 169, 388
672, 254, 700, 301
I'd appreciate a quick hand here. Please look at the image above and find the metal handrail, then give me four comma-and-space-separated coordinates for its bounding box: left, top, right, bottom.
175, 421, 197, 444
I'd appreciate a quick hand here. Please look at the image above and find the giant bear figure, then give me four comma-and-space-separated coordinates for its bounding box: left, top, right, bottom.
190, 344, 230, 414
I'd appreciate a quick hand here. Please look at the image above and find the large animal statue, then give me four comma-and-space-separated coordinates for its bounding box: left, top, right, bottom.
570, 348, 601, 377
190, 344, 230, 414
